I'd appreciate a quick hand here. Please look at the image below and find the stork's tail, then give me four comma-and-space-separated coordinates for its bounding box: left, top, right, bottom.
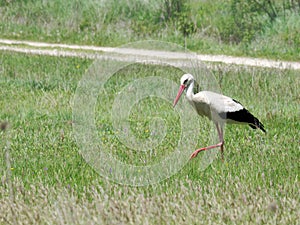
249, 117, 266, 133
219, 105, 266, 133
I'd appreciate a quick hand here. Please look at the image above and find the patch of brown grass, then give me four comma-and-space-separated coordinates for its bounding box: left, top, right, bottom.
0, 177, 299, 224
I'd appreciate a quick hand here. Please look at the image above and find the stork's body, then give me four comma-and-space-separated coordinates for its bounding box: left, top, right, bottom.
173, 74, 266, 159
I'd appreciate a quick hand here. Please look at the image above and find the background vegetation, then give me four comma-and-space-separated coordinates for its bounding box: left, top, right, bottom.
0, 0, 300, 60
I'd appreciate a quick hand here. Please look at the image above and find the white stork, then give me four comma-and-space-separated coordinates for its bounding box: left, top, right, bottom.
173, 74, 266, 160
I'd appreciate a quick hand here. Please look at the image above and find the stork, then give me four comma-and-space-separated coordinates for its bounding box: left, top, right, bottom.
173, 74, 266, 160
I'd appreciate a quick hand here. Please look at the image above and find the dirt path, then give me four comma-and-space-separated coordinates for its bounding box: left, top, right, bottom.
0, 38, 299, 70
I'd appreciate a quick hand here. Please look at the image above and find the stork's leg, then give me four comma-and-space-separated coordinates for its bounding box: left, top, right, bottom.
190, 123, 224, 160
216, 123, 224, 160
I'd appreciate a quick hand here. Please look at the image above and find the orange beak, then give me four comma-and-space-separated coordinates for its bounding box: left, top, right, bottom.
173, 84, 186, 107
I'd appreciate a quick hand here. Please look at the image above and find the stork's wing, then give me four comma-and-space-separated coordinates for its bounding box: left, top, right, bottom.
200, 91, 244, 114
201, 91, 266, 132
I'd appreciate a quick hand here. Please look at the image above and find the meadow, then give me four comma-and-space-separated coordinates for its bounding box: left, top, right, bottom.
0, 0, 300, 223
0, 50, 299, 224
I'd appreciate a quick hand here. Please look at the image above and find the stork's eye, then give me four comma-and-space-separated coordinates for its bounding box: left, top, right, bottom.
183, 79, 188, 85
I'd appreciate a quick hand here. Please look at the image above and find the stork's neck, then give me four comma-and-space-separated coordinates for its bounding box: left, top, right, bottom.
186, 80, 194, 101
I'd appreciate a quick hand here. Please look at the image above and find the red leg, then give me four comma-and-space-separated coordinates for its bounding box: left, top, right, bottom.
190, 123, 224, 160
216, 123, 224, 160
190, 142, 223, 159
220, 144, 224, 161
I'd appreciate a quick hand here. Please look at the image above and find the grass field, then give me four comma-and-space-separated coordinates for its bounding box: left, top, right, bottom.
0, 50, 299, 224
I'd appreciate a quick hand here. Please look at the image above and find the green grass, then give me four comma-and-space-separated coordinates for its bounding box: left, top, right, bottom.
0, 0, 300, 61
0, 51, 299, 224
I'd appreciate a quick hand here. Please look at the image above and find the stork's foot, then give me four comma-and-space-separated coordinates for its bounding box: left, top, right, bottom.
190, 148, 206, 159
189, 142, 224, 160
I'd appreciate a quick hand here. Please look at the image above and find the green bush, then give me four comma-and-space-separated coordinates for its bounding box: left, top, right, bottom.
0, 0, 299, 59
250, 11, 300, 59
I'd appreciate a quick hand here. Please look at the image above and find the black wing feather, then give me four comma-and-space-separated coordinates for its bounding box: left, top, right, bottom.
219, 108, 266, 133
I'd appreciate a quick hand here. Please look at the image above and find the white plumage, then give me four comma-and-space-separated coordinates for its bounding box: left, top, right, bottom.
173, 74, 265, 159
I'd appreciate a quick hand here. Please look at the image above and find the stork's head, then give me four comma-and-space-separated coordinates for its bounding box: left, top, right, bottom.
173, 74, 194, 107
